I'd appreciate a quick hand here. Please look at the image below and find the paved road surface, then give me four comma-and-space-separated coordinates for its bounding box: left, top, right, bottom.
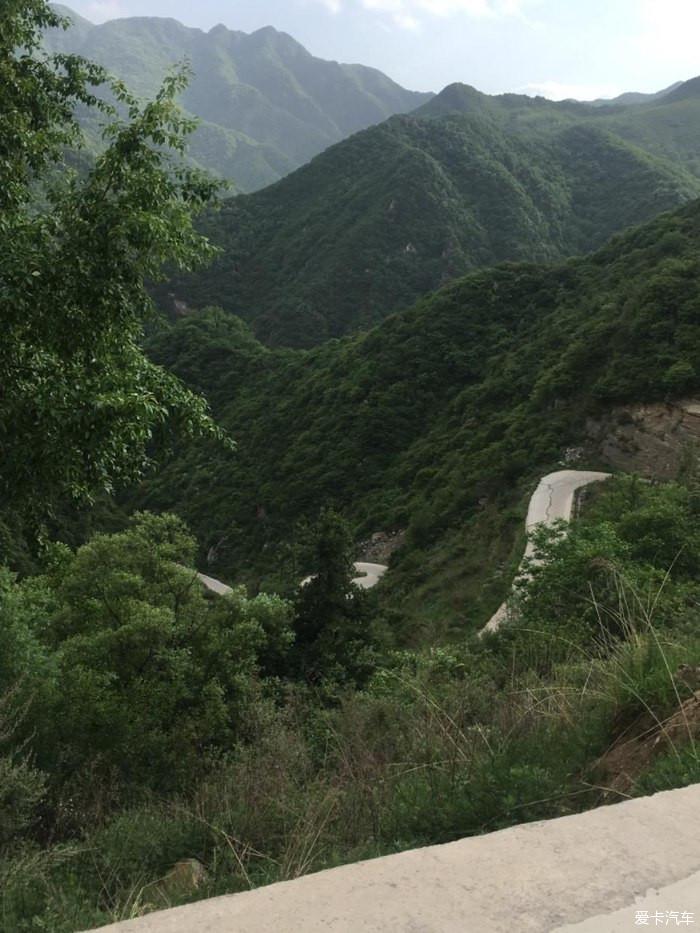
196, 562, 388, 597
195, 571, 234, 596
89, 783, 700, 933
193, 472, 608, 633
481, 470, 611, 634
350, 562, 388, 589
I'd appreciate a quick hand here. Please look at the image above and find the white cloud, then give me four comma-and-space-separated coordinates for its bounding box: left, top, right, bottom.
394, 12, 421, 29
85, 0, 128, 22
363, 0, 525, 15
313, 0, 530, 27
521, 81, 624, 102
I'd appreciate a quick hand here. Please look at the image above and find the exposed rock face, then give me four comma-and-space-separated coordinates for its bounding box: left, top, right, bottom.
586, 399, 700, 479
358, 530, 406, 564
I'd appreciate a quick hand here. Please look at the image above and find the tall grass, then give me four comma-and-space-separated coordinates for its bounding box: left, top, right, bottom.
3, 570, 700, 931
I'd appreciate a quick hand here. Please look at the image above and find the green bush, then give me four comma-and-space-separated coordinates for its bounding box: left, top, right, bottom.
3, 514, 294, 812
633, 745, 700, 796
0, 756, 46, 850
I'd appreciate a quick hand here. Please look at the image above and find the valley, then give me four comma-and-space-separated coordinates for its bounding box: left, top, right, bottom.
138, 199, 700, 635
3, 4, 700, 930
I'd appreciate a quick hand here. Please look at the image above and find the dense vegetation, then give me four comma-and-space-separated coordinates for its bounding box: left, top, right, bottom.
135, 199, 700, 633
1, 2, 230, 520
166, 79, 700, 346
3, 477, 700, 930
4, 4, 700, 931
45, 5, 431, 192
417, 78, 700, 184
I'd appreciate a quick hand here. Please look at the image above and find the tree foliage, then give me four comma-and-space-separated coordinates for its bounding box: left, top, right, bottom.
495, 476, 700, 669
292, 510, 380, 684
2, 513, 294, 799
3, 479, 700, 931
0, 1, 230, 517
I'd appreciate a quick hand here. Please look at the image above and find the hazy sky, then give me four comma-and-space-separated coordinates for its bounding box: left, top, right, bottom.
66, 0, 699, 99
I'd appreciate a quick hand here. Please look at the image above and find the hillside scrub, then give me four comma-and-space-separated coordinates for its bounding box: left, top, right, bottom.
165, 96, 700, 346
131, 200, 700, 631
4, 9, 700, 930
0, 515, 294, 811
2, 478, 700, 929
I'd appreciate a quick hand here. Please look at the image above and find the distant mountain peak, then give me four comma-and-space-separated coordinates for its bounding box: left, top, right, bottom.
251, 24, 281, 36
51, 3, 93, 30
45, 6, 432, 192
590, 81, 685, 108
664, 76, 700, 103
416, 81, 575, 120
169, 88, 700, 347
419, 82, 490, 116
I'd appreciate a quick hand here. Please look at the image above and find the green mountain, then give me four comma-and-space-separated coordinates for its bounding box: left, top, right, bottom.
418, 77, 700, 182
136, 199, 700, 632
166, 83, 700, 346
573, 77, 700, 180
590, 81, 682, 107
46, 6, 432, 192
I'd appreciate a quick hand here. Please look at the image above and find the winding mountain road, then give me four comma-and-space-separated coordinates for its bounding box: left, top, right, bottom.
194, 571, 234, 596
349, 562, 389, 589
193, 470, 609, 633
98, 469, 700, 933
196, 562, 388, 597
481, 469, 611, 635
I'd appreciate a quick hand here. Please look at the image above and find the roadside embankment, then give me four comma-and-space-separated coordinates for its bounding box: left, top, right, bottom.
88, 783, 700, 933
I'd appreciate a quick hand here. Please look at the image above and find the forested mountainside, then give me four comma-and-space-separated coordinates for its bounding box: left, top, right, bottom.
7, 7, 700, 925
589, 81, 682, 107
136, 200, 700, 630
166, 80, 700, 347
419, 77, 700, 178
45, 5, 431, 191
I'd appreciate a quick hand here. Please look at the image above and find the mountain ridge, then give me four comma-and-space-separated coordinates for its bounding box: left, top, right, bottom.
165, 99, 700, 346
591, 81, 683, 107
46, 5, 433, 191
